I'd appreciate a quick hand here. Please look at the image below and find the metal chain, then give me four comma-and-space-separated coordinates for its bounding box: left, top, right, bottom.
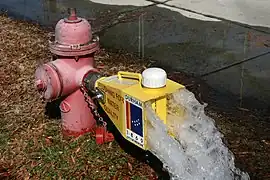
80, 85, 107, 127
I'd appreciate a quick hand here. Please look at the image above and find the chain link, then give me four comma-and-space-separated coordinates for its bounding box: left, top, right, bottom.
80, 85, 107, 127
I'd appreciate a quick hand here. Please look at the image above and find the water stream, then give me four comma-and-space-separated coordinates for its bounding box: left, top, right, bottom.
145, 89, 250, 180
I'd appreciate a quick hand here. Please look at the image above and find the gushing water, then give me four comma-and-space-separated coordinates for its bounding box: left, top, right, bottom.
146, 88, 250, 180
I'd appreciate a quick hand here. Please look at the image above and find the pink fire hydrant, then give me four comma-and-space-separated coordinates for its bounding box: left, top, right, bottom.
35, 8, 99, 137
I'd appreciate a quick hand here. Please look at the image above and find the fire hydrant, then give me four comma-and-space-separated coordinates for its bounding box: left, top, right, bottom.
34, 8, 111, 140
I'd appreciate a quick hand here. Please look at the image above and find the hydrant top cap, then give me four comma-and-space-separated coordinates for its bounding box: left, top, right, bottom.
64, 8, 82, 23
68, 8, 77, 20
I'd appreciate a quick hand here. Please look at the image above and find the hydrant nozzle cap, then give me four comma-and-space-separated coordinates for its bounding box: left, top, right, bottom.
35, 79, 46, 91
142, 68, 167, 88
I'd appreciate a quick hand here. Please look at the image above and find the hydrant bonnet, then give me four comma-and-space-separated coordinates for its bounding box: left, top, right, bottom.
49, 8, 99, 57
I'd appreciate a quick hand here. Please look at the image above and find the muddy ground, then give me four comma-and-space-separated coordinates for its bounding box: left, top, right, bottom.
0, 15, 269, 179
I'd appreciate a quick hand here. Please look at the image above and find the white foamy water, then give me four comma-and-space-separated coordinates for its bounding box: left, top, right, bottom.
146, 88, 250, 180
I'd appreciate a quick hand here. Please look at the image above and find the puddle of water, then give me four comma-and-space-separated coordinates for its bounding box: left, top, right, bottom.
146, 88, 250, 180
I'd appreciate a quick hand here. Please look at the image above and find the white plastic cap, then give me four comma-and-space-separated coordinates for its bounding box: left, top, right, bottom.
142, 68, 167, 88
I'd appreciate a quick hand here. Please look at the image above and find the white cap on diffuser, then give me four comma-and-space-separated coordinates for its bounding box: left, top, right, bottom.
142, 68, 167, 88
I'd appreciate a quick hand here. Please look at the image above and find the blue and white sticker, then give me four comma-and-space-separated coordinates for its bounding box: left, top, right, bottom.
125, 95, 144, 147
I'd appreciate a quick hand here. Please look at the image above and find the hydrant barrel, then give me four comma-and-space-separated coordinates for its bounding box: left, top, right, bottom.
61, 89, 96, 136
